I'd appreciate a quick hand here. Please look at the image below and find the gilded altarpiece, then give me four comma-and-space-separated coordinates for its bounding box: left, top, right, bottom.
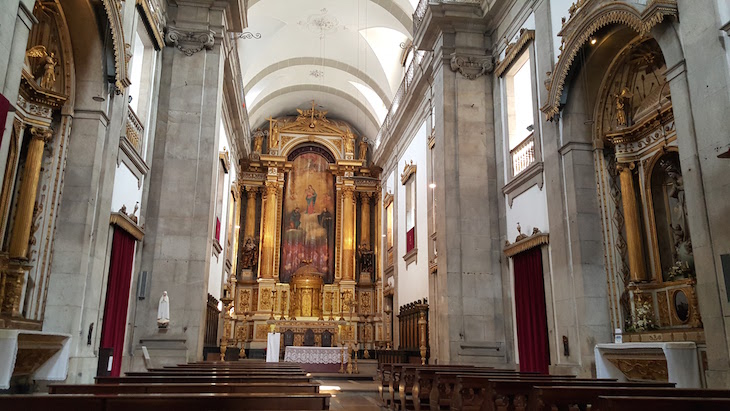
593, 37, 703, 343
226, 105, 385, 355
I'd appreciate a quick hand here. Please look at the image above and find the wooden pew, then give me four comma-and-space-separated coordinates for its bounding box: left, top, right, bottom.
453, 377, 673, 411
50, 382, 320, 395
124, 370, 307, 376
0, 393, 331, 410
426, 371, 564, 411
528, 386, 730, 411
398, 366, 504, 411
95, 375, 312, 384
595, 395, 730, 411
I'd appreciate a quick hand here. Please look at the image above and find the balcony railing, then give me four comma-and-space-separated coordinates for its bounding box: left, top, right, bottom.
125, 105, 144, 154
375, 50, 426, 149
511, 133, 536, 176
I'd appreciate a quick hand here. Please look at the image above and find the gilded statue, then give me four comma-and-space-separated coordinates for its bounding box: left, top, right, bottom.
26, 45, 57, 90
269, 121, 280, 150
358, 138, 369, 161
253, 128, 264, 153
613, 88, 632, 127
344, 130, 355, 153
240, 237, 258, 269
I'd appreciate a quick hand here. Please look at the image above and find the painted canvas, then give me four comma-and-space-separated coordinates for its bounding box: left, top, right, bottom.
280, 151, 335, 283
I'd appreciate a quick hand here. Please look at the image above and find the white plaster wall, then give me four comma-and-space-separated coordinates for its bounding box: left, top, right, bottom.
110, 163, 143, 215
396, 120, 429, 305
207, 122, 236, 300
505, 184, 549, 242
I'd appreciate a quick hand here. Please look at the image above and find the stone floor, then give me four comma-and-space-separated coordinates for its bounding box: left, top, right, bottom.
316, 378, 382, 410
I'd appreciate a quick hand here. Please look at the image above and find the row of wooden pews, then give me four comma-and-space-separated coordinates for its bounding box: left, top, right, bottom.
375, 362, 730, 411
0, 361, 331, 410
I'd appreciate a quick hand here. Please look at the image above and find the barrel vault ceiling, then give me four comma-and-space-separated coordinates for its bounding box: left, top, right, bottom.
240, 0, 417, 139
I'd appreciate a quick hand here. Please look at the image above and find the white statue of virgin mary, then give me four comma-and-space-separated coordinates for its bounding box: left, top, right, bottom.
157, 291, 170, 328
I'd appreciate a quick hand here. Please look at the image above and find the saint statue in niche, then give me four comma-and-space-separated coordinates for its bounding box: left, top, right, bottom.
240, 237, 258, 269
613, 88, 632, 127
157, 291, 170, 328
359, 138, 369, 162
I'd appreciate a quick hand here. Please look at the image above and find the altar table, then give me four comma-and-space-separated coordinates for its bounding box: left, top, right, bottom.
595, 342, 701, 388
284, 346, 347, 372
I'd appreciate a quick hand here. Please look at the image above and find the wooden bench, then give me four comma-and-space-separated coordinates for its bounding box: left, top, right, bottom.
50, 382, 320, 395
124, 370, 307, 376
95, 375, 312, 384
398, 366, 505, 411
454, 377, 673, 411
595, 395, 730, 411
0, 393, 331, 410
527, 386, 730, 411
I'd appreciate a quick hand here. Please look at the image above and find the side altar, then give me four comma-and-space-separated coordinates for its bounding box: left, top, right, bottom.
218, 104, 387, 360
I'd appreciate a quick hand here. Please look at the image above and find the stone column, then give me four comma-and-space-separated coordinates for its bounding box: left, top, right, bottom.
617, 162, 646, 282
9, 127, 52, 259
259, 181, 279, 279
341, 184, 356, 281
243, 186, 258, 241
360, 192, 371, 247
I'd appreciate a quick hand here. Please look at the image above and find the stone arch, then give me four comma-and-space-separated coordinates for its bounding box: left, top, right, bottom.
541, 1, 678, 121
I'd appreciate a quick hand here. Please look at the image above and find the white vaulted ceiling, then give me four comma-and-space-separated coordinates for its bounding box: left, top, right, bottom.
240, 0, 416, 139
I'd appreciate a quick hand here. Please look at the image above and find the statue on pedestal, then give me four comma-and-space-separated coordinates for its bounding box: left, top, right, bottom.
240, 237, 258, 269
157, 291, 170, 328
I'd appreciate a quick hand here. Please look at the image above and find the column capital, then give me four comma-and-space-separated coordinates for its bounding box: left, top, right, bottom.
359, 191, 373, 203
245, 185, 260, 197
29, 127, 53, 143
165, 26, 215, 56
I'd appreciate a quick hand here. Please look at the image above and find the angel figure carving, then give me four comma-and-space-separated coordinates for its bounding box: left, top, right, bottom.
613, 87, 633, 127
26, 45, 58, 90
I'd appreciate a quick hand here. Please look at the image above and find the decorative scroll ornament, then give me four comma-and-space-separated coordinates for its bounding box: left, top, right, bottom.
449, 53, 493, 80
541, 0, 678, 121
100, 0, 131, 93
165, 27, 215, 57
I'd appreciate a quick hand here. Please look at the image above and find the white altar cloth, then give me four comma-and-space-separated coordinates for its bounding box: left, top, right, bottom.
266, 332, 280, 362
284, 346, 348, 364
595, 342, 701, 388
0, 330, 71, 389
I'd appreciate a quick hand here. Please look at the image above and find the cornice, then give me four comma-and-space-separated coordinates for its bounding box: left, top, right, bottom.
110, 212, 145, 241
504, 230, 549, 258
494, 29, 535, 77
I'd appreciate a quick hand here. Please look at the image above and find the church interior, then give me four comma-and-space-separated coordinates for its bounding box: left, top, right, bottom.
1, 0, 730, 409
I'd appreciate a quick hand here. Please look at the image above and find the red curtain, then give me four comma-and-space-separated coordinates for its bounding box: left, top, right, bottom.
0, 93, 10, 147
215, 217, 221, 241
406, 227, 415, 253
100, 228, 136, 377
513, 247, 549, 374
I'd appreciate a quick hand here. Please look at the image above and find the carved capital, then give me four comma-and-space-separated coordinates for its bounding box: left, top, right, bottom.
165, 27, 215, 56
360, 191, 372, 204
29, 127, 53, 143
450, 53, 493, 80
245, 186, 260, 199
264, 182, 279, 197
342, 185, 356, 200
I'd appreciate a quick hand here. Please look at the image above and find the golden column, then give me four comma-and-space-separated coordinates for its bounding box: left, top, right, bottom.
9, 127, 53, 259
230, 183, 243, 276
244, 186, 259, 241
618, 162, 647, 282
259, 181, 279, 279
360, 192, 372, 247
341, 184, 357, 281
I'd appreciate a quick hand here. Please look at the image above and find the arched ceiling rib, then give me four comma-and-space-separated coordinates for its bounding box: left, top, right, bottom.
240, 0, 413, 140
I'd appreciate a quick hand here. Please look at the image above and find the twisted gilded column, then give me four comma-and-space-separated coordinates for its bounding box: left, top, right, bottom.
259, 181, 279, 279
244, 186, 259, 241
360, 192, 372, 247
618, 162, 647, 282
9, 127, 53, 259
341, 185, 356, 281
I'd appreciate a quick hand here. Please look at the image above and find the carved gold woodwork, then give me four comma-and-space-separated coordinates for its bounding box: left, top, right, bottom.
617, 162, 647, 282
495, 29, 535, 77
541, 1, 678, 121
259, 182, 280, 279
341, 185, 357, 281
605, 354, 669, 382
400, 161, 417, 185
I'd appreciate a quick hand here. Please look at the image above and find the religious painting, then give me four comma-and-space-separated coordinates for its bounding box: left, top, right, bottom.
280, 146, 336, 283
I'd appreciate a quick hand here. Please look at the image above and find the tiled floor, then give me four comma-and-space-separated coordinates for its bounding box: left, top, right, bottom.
317, 379, 382, 410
